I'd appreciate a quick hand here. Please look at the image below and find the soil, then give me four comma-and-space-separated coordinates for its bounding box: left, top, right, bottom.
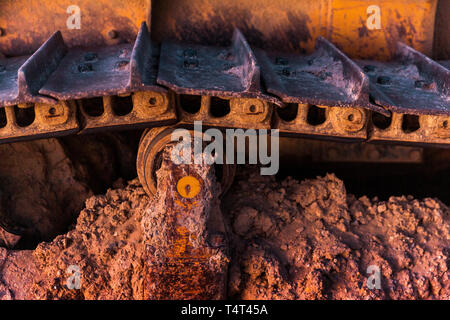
0, 138, 448, 300
224, 168, 449, 299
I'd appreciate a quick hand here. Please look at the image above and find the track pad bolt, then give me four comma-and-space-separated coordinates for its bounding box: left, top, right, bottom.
108, 30, 118, 39
78, 63, 93, 73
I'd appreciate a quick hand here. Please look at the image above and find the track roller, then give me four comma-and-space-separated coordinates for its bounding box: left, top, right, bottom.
137, 126, 236, 196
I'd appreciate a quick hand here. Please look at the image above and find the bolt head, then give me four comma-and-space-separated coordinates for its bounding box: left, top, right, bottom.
184, 59, 199, 69
108, 30, 118, 39
78, 63, 93, 73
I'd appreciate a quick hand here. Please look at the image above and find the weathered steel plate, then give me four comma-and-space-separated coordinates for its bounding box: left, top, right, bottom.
0, 56, 28, 107
40, 23, 165, 100
256, 37, 388, 115
356, 43, 450, 116
157, 29, 281, 105
40, 43, 135, 100
0, 31, 65, 107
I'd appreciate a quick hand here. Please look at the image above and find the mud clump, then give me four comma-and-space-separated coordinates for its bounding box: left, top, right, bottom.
0, 179, 149, 300
225, 168, 449, 299
32, 179, 149, 299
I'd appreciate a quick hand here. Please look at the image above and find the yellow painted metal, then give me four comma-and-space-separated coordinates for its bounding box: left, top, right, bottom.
151, 0, 327, 54
152, 0, 438, 60
0, 0, 151, 56
0, 0, 439, 60
328, 0, 438, 60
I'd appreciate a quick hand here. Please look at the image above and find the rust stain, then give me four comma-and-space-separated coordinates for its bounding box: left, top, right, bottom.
358, 18, 369, 38
141, 150, 228, 299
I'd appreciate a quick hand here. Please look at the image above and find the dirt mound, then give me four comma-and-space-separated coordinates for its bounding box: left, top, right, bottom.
32, 179, 149, 299
0, 165, 448, 299
225, 168, 449, 299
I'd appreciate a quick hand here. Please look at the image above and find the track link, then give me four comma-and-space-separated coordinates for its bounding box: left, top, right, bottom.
0, 22, 449, 146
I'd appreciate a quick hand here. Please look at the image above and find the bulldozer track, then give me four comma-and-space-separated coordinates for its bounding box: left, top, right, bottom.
0, 22, 449, 147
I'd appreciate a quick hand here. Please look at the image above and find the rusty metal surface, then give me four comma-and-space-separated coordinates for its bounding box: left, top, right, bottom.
369, 112, 450, 146
176, 96, 273, 130
157, 29, 281, 105
0, 101, 79, 144
275, 103, 368, 141
151, 0, 323, 54
0, 0, 150, 56
78, 92, 177, 134
357, 43, 450, 116
1, 31, 449, 146
257, 37, 388, 115
0, 55, 28, 107
328, 0, 437, 60
137, 127, 236, 196
140, 144, 229, 299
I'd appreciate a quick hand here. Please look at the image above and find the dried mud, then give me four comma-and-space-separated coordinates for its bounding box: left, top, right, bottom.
0, 140, 448, 300
225, 168, 449, 299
